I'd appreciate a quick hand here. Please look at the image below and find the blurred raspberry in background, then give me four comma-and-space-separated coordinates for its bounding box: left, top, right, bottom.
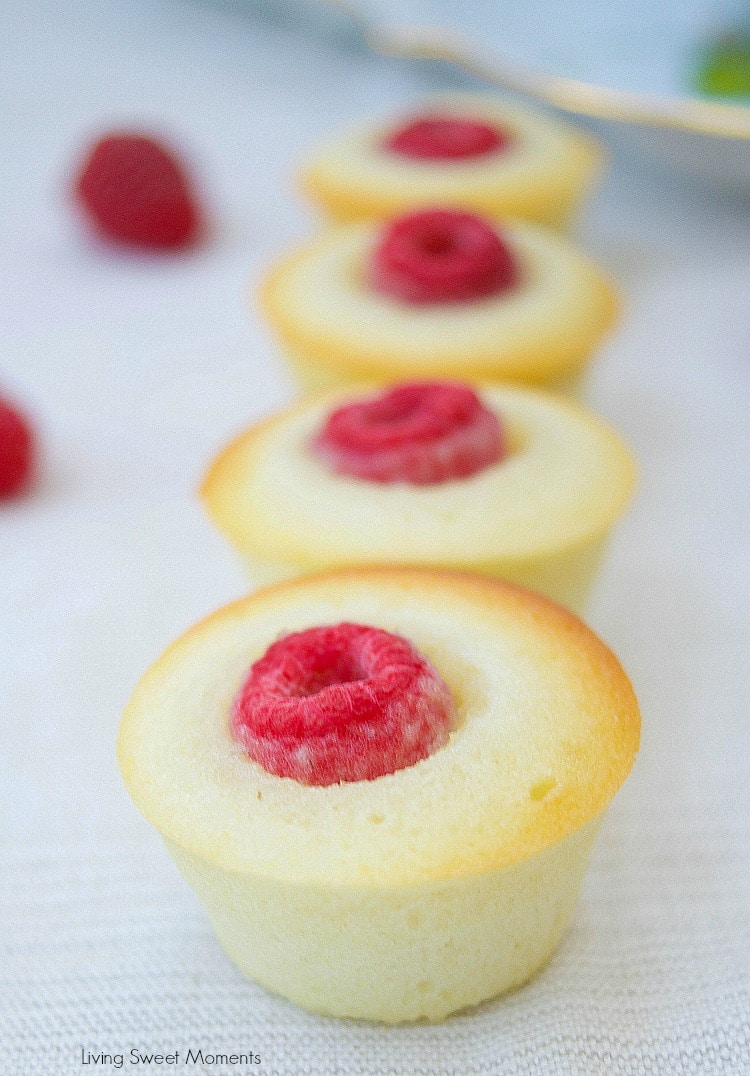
73, 131, 205, 250
0, 396, 35, 499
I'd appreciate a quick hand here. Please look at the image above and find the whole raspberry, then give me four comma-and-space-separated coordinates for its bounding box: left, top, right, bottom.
370, 208, 518, 304
384, 113, 509, 160
73, 132, 203, 250
232, 622, 454, 785
312, 381, 506, 486
0, 396, 34, 498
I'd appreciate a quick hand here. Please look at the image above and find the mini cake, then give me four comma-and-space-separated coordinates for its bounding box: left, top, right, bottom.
117, 568, 640, 1023
259, 208, 618, 393
200, 380, 636, 613
300, 94, 603, 227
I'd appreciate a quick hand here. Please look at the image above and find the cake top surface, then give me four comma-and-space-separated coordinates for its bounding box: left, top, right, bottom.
118, 568, 640, 887
301, 91, 601, 196
259, 217, 618, 382
201, 383, 635, 569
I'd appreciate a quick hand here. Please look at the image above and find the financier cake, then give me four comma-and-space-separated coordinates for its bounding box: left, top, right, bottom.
259, 207, 618, 393
117, 568, 640, 1022
200, 380, 636, 613
300, 93, 603, 227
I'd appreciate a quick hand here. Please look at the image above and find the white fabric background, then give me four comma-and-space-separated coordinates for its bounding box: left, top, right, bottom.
1, 2, 749, 1073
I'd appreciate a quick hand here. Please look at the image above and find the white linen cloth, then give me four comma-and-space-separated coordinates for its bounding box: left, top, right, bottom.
1, 2, 748, 1072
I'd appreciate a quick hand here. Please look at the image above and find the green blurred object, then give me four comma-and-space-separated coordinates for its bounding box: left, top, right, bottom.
696, 32, 750, 98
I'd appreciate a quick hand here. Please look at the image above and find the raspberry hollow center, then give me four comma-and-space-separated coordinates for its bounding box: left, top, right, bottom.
312, 381, 506, 485
370, 208, 519, 304
384, 114, 509, 160
288, 647, 366, 697
231, 623, 454, 786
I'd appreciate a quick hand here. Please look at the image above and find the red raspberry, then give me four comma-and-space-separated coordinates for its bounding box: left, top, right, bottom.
0, 396, 34, 498
370, 208, 518, 304
73, 132, 203, 250
384, 114, 509, 160
312, 381, 505, 486
231, 622, 454, 786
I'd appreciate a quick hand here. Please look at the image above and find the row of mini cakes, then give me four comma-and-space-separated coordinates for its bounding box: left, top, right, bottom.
116, 99, 640, 1026
268, 94, 615, 393
299, 93, 603, 227
259, 208, 617, 394
201, 380, 635, 616
118, 567, 640, 1022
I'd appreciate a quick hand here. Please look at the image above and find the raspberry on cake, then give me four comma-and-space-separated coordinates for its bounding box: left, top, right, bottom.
201, 381, 635, 613
259, 210, 618, 394
232, 622, 453, 785
312, 380, 505, 485
385, 114, 511, 160
117, 568, 640, 1022
300, 93, 603, 227
370, 208, 519, 304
